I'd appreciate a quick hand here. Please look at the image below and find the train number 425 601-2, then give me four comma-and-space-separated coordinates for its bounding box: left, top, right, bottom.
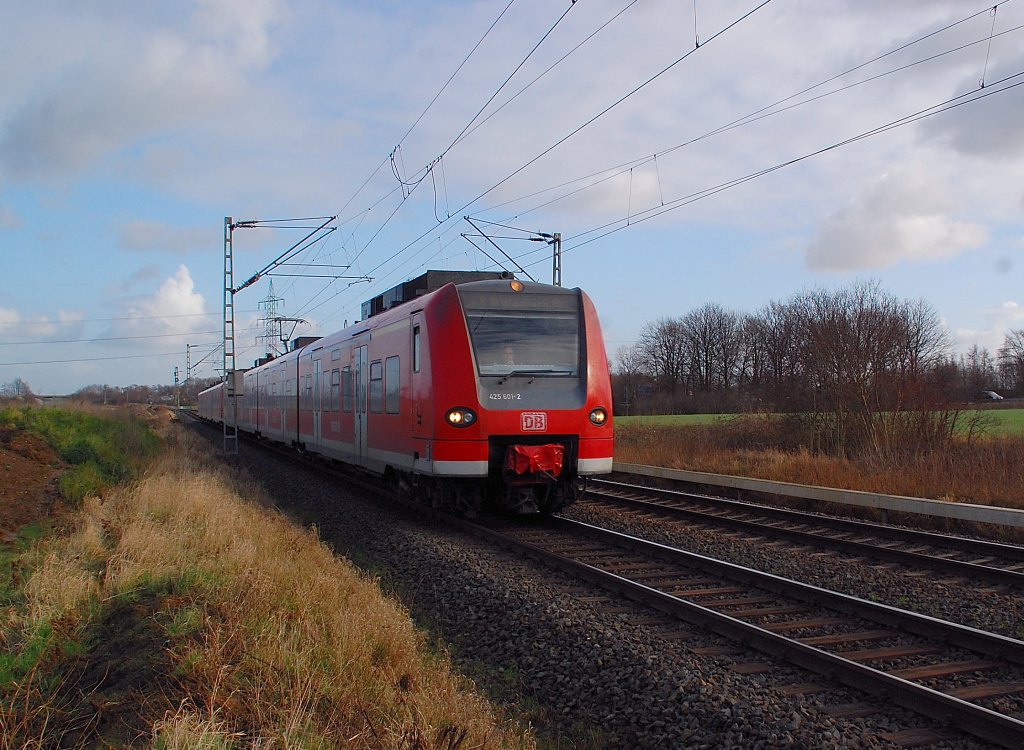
488, 393, 522, 400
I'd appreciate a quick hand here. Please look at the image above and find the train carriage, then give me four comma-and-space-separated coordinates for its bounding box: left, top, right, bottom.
198, 271, 614, 514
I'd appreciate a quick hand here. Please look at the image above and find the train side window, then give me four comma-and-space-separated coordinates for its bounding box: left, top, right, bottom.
331, 369, 340, 411
385, 356, 400, 414
369, 361, 383, 413
413, 326, 421, 373
342, 366, 353, 413
331, 348, 340, 362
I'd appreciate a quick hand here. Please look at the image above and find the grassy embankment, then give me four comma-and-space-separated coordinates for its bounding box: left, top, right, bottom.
0, 405, 162, 503
0, 407, 534, 749
615, 409, 1024, 509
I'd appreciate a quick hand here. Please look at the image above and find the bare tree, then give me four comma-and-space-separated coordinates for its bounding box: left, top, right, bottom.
900, 298, 949, 378
793, 281, 953, 459
676, 303, 744, 410
636, 317, 689, 410
960, 345, 999, 398
613, 344, 649, 416
998, 329, 1024, 395
0, 378, 35, 402
746, 300, 805, 410
625, 280, 965, 460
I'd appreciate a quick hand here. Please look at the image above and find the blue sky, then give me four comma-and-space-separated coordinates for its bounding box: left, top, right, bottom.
2, 0, 1022, 394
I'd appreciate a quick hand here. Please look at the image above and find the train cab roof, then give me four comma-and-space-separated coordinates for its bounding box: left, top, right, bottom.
360, 270, 511, 320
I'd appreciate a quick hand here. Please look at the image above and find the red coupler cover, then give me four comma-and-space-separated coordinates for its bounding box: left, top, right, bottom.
505, 444, 564, 477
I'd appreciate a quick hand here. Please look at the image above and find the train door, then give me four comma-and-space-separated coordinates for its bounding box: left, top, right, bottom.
265, 378, 273, 433
354, 344, 368, 464
313, 355, 323, 450
260, 372, 268, 434
411, 314, 426, 437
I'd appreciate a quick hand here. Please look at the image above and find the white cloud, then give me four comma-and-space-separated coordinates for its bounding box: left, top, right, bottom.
141, 265, 206, 326
0, 307, 19, 332
0, 2, 287, 183
954, 300, 1024, 353
58, 310, 84, 326
0, 307, 81, 339
806, 166, 988, 271
150, 265, 206, 319
103, 265, 209, 346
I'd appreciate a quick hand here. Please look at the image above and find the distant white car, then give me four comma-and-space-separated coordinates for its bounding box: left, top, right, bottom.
981, 390, 1004, 401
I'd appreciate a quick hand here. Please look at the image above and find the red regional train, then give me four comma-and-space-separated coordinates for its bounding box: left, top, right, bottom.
198, 270, 614, 514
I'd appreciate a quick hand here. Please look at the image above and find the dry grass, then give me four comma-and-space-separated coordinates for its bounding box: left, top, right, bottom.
616, 417, 1024, 509
3, 431, 535, 749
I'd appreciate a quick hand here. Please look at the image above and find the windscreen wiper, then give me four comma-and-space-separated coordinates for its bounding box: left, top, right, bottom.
497, 368, 576, 385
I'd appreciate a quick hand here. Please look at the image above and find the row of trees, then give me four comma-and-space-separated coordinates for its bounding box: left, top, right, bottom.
68, 378, 220, 406
0, 378, 37, 403
1, 378, 225, 408
1, 378, 223, 407
614, 281, 1023, 458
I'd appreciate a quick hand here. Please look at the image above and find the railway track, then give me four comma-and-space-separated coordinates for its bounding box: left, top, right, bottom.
588, 478, 1024, 590
462, 514, 1024, 748
185, 418, 1024, 746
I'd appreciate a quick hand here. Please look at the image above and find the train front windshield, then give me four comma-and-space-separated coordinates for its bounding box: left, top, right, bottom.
460, 287, 581, 378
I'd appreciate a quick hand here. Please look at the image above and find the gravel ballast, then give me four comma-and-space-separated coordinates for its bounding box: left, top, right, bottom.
227, 437, 1005, 749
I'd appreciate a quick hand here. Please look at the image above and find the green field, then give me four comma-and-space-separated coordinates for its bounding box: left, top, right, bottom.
616, 408, 1024, 436
616, 413, 738, 427
980, 408, 1024, 435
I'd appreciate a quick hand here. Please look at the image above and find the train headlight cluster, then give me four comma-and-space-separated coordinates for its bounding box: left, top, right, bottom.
589, 407, 608, 426
445, 407, 477, 427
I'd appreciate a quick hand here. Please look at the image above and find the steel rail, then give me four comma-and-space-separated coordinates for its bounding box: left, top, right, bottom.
593, 478, 1024, 561
611, 463, 1024, 529
590, 479, 1024, 587
464, 515, 1024, 749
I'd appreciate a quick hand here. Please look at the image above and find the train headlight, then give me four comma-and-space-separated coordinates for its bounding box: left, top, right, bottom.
445, 407, 477, 427
510, 280, 524, 292
589, 407, 608, 426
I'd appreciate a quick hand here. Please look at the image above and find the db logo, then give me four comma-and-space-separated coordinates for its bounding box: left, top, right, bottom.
521, 412, 547, 432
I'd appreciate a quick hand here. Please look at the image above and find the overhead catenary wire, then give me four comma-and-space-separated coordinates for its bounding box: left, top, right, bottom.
342, 0, 583, 274
462, 216, 535, 281
333, 0, 523, 236
2, 310, 260, 327
0, 351, 186, 366
296, 1, 773, 325
292, 3, 725, 323
341, 0, 773, 286
0, 330, 224, 346
557, 70, 1024, 253
458, 0, 774, 213
691, 2, 1012, 146
393, 0, 519, 163
435, 1, 581, 167
471, 8, 1023, 226
233, 216, 338, 294
326, 0, 638, 291
451, 0, 641, 149
390, 0, 774, 249
981, 4, 1000, 86
481, 67, 1024, 279
287, 1, 1009, 341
